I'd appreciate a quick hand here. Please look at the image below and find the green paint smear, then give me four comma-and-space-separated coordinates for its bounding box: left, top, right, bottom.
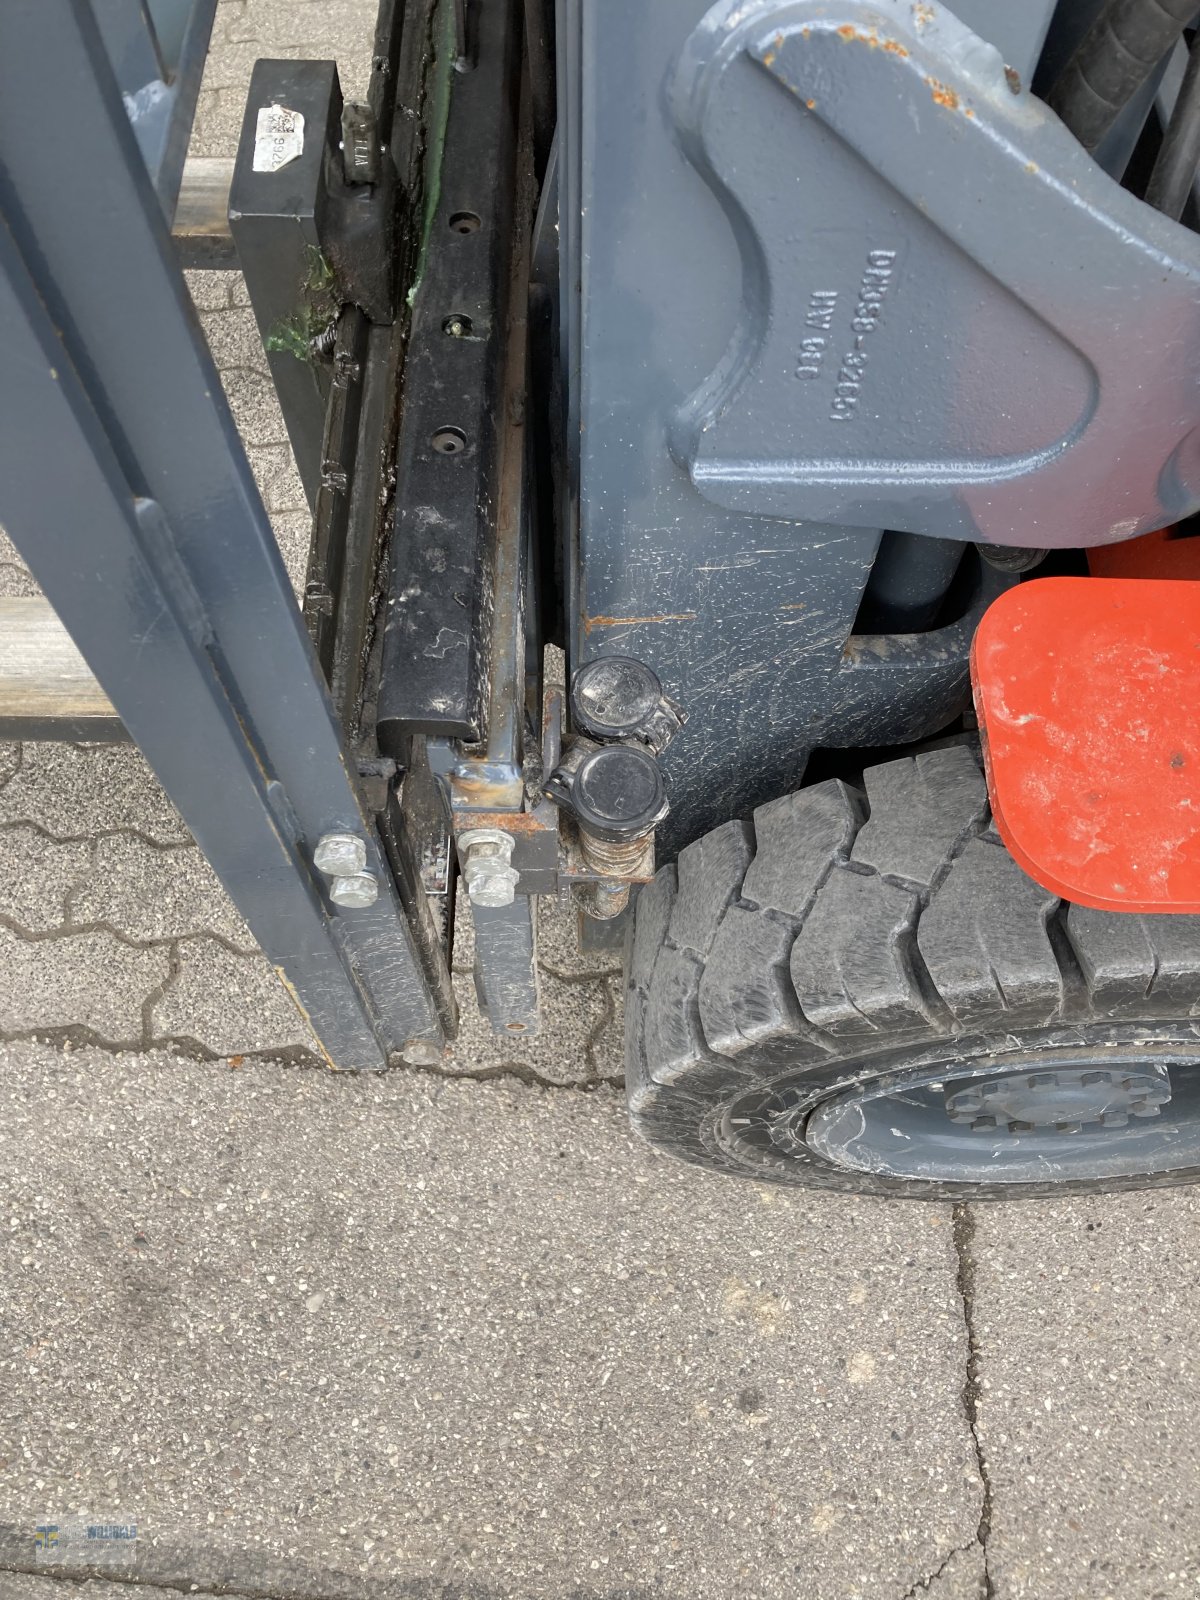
406, 0, 458, 308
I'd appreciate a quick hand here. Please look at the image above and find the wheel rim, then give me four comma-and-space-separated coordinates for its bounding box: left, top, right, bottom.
719, 1044, 1200, 1185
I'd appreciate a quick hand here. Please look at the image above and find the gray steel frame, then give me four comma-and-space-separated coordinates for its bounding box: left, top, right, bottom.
0, 0, 450, 1070
555, 0, 1200, 853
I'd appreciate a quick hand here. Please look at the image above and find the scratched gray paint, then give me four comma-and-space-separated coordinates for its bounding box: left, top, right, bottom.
471, 898, 541, 1034
559, 0, 1195, 851
0, 0, 448, 1068
672, 0, 1200, 545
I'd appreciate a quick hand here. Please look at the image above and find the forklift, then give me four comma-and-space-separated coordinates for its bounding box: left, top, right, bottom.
3, 0, 1200, 1197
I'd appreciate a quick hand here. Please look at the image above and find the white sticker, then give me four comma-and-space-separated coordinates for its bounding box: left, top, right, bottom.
252, 104, 305, 173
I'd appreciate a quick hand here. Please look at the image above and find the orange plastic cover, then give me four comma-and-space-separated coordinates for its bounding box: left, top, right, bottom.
971, 577, 1200, 913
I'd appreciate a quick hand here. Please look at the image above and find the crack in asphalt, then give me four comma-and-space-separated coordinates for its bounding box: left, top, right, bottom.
0, 1557, 329, 1600
899, 1539, 980, 1599
952, 1202, 995, 1600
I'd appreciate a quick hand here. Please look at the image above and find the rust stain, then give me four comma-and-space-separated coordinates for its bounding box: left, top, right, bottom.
455, 810, 550, 836
912, 0, 935, 27
925, 76, 959, 109
780, 603, 807, 611
835, 24, 908, 54
274, 966, 336, 1069
1025, 160, 1039, 174
450, 772, 524, 807
584, 611, 697, 633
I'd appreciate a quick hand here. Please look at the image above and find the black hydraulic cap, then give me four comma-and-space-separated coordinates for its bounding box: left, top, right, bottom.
571, 656, 685, 753
569, 745, 669, 842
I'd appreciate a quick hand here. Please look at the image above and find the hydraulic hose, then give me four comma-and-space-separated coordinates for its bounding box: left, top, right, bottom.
1048, 0, 1196, 154
1145, 35, 1200, 216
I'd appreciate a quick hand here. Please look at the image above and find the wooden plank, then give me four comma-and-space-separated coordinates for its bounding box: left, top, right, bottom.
0, 596, 125, 739
172, 156, 237, 269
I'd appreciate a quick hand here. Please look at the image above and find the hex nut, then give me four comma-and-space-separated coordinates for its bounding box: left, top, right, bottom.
314, 832, 368, 877
458, 828, 519, 908
465, 856, 520, 908
330, 870, 380, 908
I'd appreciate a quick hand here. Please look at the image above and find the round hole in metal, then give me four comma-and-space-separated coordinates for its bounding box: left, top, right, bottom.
431, 427, 467, 455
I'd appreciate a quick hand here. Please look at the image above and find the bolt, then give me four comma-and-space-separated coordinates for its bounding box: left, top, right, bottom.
458, 828, 519, 908
1054, 1121, 1082, 1134
1131, 1102, 1162, 1118
1007, 1120, 1035, 1133
1098, 1111, 1128, 1128
948, 1091, 983, 1115
969, 1114, 998, 1131
330, 871, 379, 908
314, 832, 368, 878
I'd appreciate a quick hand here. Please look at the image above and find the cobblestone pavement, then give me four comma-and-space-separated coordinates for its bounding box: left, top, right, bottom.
2, 4, 1200, 1599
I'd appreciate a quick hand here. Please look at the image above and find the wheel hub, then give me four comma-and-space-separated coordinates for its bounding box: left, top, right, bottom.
720, 1045, 1200, 1186
942, 1064, 1172, 1135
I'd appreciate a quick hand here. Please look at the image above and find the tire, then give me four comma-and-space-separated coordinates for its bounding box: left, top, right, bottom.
625, 745, 1200, 1199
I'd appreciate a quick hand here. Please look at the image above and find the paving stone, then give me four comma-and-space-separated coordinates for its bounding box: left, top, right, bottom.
969, 1191, 1200, 1600
184, 265, 240, 314
193, 299, 269, 377
0, 1045, 979, 1600
268, 509, 315, 594
150, 937, 316, 1055
71, 837, 254, 949
0, 743, 19, 790
245, 441, 308, 516
538, 890, 629, 980
0, 928, 166, 1041
0, 825, 92, 933
0, 744, 190, 845
0, 527, 27, 567
445, 968, 613, 1088
219, 363, 293, 449
189, 0, 373, 157
0, 561, 39, 598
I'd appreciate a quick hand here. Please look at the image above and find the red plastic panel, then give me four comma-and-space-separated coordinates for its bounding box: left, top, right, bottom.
1087, 525, 1200, 581
971, 577, 1200, 913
